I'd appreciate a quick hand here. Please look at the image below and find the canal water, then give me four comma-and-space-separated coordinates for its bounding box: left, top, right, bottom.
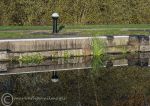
0, 53, 150, 106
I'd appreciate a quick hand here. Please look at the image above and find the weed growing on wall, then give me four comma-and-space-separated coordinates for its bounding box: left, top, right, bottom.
91, 37, 106, 57
18, 53, 44, 64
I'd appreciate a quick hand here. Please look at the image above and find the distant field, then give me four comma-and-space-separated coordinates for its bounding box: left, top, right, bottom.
0, 24, 149, 39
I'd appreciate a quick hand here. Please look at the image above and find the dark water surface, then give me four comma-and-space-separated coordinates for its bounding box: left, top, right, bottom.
0, 53, 150, 106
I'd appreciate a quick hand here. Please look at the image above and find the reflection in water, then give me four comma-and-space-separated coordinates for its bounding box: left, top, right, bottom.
0, 53, 150, 105
0, 53, 150, 75
91, 56, 104, 73
51, 71, 59, 83
0, 67, 150, 106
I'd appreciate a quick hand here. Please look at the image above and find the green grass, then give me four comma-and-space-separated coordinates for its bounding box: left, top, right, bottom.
65, 24, 150, 29
91, 37, 106, 56
0, 24, 150, 31
78, 29, 150, 36
0, 24, 149, 39
0, 26, 52, 31
63, 24, 150, 36
0, 31, 50, 39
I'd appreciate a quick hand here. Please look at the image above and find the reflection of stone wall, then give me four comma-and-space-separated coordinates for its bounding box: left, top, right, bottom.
0, 57, 92, 75
0, 35, 150, 61
1, 53, 150, 75
105, 53, 150, 67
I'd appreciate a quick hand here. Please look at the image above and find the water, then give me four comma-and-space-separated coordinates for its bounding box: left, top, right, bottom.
0, 53, 150, 106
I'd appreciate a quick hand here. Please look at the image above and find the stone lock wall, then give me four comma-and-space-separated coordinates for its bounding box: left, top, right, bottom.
0, 35, 149, 61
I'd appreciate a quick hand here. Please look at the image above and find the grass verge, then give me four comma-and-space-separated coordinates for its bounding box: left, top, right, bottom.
0, 24, 149, 39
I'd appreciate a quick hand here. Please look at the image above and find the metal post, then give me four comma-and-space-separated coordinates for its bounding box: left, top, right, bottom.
53, 18, 55, 33
55, 18, 58, 33
52, 13, 59, 34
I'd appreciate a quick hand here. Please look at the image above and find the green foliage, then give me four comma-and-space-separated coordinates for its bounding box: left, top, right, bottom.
0, 0, 150, 25
64, 51, 70, 59
18, 53, 44, 64
90, 37, 108, 73
91, 56, 106, 74
91, 37, 106, 57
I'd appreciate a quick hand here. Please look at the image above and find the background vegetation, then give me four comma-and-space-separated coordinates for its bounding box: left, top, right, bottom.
0, 0, 150, 25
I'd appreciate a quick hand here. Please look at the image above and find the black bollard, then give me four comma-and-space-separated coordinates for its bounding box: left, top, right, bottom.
52, 13, 59, 34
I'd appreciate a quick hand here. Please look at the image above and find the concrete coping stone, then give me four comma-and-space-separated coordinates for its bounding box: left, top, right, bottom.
0, 36, 132, 42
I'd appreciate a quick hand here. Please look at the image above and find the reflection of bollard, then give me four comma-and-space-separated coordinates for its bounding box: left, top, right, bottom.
52, 13, 59, 34
51, 71, 59, 83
